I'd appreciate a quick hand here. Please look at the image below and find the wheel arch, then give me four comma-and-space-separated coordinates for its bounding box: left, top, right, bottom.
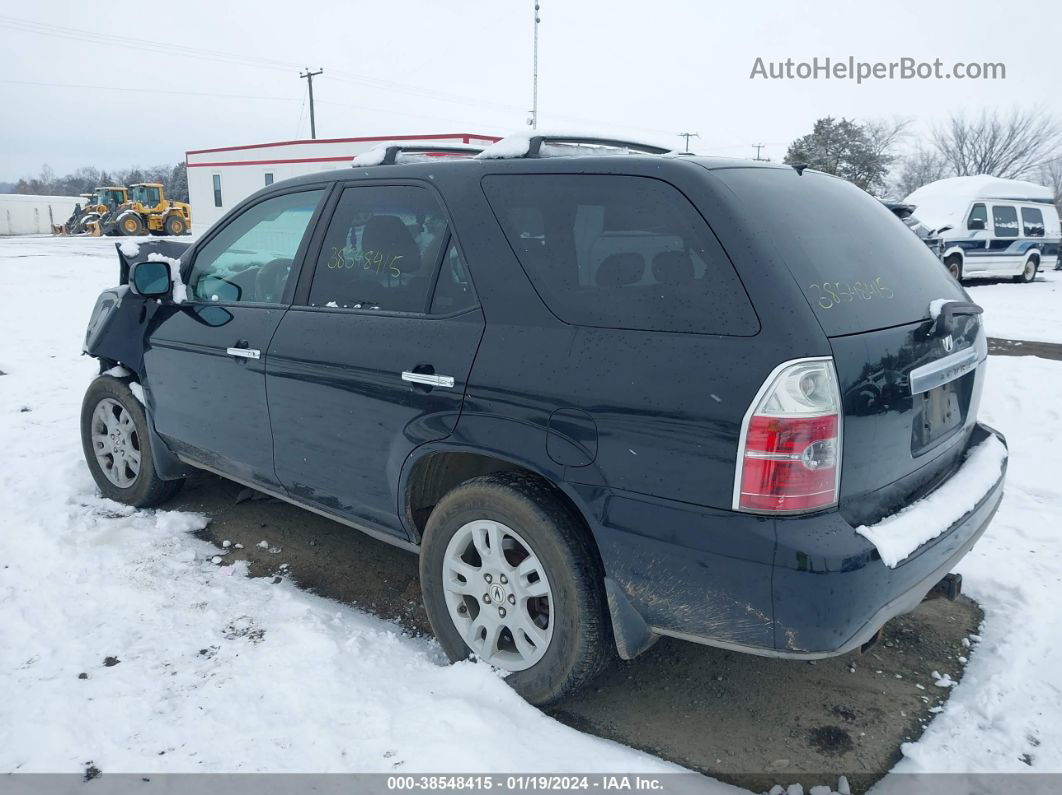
401, 441, 601, 547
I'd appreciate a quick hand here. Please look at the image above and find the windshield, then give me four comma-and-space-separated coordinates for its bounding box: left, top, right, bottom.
131, 186, 161, 205
713, 167, 965, 336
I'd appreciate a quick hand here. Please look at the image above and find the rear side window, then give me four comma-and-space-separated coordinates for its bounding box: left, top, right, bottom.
712, 168, 964, 337
992, 205, 1019, 237
307, 185, 449, 313
481, 174, 758, 335
1022, 207, 1045, 237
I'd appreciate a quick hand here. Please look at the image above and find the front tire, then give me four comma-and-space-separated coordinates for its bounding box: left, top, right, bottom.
118, 212, 145, 236
420, 473, 613, 706
1014, 257, 1038, 283
945, 255, 963, 282
80, 375, 183, 507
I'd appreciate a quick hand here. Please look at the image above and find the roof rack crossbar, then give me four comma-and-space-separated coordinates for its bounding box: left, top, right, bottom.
380, 144, 484, 165
525, 135, 670, 157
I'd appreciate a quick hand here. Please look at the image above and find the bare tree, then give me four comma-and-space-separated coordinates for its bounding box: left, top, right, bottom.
893, 146, 952, 199
1038, 158, 1062, 212
932, 107, 1062, 179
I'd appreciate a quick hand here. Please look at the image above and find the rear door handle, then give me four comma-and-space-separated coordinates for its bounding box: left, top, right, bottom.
227, 347, 261, 360
402, 371, 454, 388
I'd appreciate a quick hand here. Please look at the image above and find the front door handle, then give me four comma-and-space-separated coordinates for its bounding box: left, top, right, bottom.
402, 371, 454, 388
227, 346, 261, 360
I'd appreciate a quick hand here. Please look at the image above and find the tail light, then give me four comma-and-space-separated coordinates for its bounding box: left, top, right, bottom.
734, 357, 842, 514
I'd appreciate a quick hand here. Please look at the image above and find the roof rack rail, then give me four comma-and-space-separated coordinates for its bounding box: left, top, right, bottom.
379, 144, 483, 165
525, 135, 670, 157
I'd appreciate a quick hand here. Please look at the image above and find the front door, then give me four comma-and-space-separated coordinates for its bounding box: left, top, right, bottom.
145, 187, 327, 486
266, 183, 485, 538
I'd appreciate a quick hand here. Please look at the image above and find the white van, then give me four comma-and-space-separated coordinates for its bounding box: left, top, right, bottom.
905, 175, 1061, 283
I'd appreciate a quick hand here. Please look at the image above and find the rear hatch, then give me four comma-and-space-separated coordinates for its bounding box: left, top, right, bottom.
714, 167, 985, 525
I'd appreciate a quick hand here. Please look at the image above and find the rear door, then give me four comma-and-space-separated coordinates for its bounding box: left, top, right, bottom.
712, 168, 983, 525
266, 182, 485, 539
145, 188, 326, 486
988, 203, 1021, 273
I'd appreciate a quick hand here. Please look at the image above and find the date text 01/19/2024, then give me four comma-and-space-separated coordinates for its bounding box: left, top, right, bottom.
386, 775, 666, 791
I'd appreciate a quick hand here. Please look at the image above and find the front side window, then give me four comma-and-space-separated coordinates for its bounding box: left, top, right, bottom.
482, 174, 757, 335
1022, 207, 1045, 237
307, 185, 449, 313
212, 174, 223, 207
188, 189, 324, 304
967, 203, 988, 230
992, 205, 1019, 238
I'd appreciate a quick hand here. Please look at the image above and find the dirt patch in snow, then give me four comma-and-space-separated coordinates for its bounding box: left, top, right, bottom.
172, 469, 982, 794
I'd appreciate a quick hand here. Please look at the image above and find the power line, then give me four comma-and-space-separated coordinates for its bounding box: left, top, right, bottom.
752, 143, 770, 161
678, 132, 700, 153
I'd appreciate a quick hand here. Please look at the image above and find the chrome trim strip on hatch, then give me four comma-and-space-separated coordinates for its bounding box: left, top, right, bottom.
909, 332, 987, 395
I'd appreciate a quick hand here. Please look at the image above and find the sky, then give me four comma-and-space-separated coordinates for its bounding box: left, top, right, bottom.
0, 0, 1058, 182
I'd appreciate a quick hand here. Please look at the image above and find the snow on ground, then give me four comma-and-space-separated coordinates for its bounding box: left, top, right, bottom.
1, 235, 1062, 786
966, 268, 1062, 344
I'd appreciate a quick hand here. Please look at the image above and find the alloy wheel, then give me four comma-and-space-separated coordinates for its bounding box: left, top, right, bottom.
441, 520, 554, 671
90, 397, 141, 488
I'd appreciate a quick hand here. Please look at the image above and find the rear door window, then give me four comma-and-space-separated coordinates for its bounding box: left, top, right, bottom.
1022, 207, 1045, 237
992, 205, 1019, 238
307, 185, 449, 313
711, 168, 964, 337
481, 174, 758, 335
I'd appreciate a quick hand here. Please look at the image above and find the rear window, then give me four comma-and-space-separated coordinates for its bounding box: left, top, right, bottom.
712, 168, 964, 337
481, 174, 758, 335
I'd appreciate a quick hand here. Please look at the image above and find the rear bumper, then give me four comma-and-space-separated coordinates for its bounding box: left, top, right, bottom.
580, 422, 1007, 659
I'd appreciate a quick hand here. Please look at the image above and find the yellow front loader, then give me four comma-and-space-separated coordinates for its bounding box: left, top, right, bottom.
105, 183, 192, 237
53, 186, 128, 235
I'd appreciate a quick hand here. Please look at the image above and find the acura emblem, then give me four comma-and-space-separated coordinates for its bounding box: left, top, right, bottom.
941, 335, 954, 353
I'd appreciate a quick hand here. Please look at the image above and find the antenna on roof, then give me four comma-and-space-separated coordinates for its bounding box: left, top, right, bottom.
791, 163, 808, 175
528, 2, 541, 129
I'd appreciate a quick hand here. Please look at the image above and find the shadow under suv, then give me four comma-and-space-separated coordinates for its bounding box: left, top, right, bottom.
81, 135, 1008, 705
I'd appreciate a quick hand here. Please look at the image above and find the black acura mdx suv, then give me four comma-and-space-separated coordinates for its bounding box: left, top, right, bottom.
81, 136, 1007, 705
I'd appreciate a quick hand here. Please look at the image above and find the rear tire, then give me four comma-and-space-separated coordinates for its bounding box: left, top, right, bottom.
80, 375, 183, 507
419, 472, 613, 706
164, 214, 187, 236
1014, 257, 1038, 283
945, 255, 963, 282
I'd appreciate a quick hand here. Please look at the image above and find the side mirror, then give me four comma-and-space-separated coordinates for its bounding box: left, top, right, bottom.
129, 260, 172, 298
967, 218, 986, 231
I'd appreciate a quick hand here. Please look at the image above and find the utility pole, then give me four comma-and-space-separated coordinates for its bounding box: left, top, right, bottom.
528, 2, 541, 128
752, 143, 769, 161
678, 132, 700, 153
300, 67, 324, 139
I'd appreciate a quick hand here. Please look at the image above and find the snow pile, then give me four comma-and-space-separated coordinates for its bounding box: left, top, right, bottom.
904, 175, 1054, 232
118, 240, 141, 258
146, 251, 187, 303
351, 144, 391, 167
855, 435, 1006, 567
966, 270, 1062, 344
